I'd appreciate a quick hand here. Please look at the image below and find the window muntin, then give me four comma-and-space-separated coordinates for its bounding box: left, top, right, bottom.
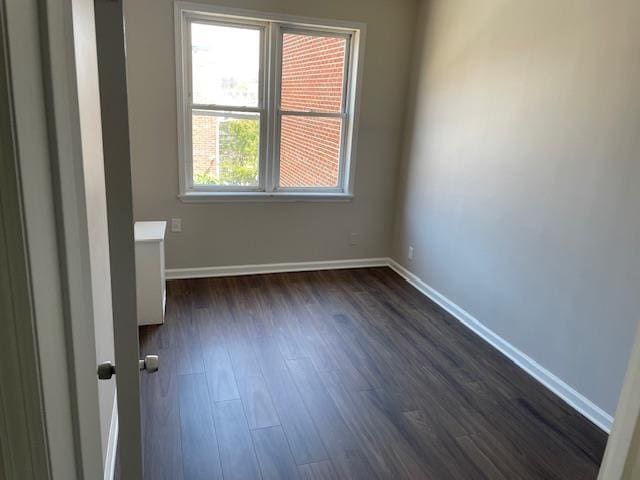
177, 7, 360, 198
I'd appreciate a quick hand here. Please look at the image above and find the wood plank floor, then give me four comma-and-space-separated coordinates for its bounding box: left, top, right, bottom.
138, 267, 607, 479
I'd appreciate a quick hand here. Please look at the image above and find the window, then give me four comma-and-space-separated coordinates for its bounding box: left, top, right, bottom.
175, 4, 364, 201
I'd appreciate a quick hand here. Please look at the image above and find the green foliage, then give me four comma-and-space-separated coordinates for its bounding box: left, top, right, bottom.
194, 170, 217, 185
219, 118, 259, 185
194, 117, 259, 186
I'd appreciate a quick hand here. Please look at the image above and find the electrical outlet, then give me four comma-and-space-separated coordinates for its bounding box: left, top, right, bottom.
171, 218, 182, 233
408, 245, 414, 261
349, 232, 359, 246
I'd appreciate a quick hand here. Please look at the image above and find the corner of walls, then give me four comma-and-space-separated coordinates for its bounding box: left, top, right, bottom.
388, 0, 431, 263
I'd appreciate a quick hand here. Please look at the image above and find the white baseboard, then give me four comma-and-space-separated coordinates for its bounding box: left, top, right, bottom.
164, 255, 613, 432
165, 257, 388, 280
387, 258, 614, 433
104, 397, 118, 480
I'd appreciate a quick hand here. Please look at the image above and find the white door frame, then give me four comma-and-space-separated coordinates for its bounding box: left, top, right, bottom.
1, 0, 136, 477
599, 320, 640, 479
0, 1, 52, 477
1, 0, 91, 477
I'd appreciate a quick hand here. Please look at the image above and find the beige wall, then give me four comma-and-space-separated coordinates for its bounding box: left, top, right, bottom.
393, 0, 640, 415
125, 0, 418, 269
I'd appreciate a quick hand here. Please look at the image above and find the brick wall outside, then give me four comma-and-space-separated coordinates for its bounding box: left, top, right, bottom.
191, 33, 346, 187
192, 113, 219, 181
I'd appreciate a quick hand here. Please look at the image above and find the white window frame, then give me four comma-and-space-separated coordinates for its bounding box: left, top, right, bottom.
174, 2, 366, 202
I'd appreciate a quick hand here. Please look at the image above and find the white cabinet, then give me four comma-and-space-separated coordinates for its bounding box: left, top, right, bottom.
134, 221, 166, 325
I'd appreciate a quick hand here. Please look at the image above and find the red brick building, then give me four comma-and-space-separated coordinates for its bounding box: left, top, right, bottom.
192, 113, 219, 181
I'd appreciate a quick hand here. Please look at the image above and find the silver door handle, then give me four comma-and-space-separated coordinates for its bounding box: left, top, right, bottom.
139, 355, 159, 373
97, 355, 159, 380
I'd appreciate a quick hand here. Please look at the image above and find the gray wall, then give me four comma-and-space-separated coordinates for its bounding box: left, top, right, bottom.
125, 0, 418, 269
392, 0, 640, 415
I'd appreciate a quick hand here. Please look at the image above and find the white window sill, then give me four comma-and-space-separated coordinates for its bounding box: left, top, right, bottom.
178, 191, 354, 203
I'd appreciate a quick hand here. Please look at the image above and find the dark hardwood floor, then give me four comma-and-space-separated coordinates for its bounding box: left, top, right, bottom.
137, 267, 607, 479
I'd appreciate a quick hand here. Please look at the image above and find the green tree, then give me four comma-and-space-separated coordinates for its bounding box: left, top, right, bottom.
219, 118, 259, 185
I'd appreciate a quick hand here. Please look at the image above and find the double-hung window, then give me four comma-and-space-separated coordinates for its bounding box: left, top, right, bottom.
175, 3, 364, 201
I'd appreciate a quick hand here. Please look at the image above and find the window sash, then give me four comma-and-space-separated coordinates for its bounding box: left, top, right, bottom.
189, 107, 264, 190
277, 26, 352, 116
273, 26, 352, 192
185, 17, 268, 192
177, 7, 359, 196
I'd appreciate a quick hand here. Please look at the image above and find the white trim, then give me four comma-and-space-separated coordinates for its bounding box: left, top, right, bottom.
0, 0, 52, 475
386, 259, 614, 433
5, 0, 100, 476
104, 398, 118, 480
178, 191, 353, 203
166, 257, 388, 279
278, 110, 346, 118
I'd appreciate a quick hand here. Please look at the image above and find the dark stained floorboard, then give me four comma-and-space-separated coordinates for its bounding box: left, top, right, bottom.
286, 357, 378, 479
252, 426, 300, 480
177, 374, 223, 480
298, 461, 339, 480
252, 334, 329, 465
138, 267, 607, 479
214, 399, 262, 480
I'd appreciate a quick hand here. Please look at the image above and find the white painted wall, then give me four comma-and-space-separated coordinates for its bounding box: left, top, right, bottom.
392, 0, 640, 416
124, 0, 418, 269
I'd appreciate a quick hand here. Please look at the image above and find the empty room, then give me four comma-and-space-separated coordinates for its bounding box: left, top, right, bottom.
2, 0, 640, 479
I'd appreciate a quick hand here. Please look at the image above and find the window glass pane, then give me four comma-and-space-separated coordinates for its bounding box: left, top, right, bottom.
191, 23, 260, 107
281, 33, 346, 113
279, 115, 341, 188
192, 111, 259, 186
